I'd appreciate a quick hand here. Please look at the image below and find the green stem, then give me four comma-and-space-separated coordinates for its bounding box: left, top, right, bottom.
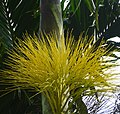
41, 94, 51, 114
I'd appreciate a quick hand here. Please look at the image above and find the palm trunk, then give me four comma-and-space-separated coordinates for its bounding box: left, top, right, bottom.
39, 0, 63, 114
39, 0, 63, 37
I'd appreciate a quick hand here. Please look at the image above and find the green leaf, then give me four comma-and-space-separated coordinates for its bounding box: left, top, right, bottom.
84, 0, 96, 13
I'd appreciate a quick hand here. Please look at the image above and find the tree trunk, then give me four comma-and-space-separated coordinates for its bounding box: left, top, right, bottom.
39, 0, 63, 37
39, 0, 63, 114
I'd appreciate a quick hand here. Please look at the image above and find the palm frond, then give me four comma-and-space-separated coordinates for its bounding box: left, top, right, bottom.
0, 0, 40, 113
0, 0, 13, 46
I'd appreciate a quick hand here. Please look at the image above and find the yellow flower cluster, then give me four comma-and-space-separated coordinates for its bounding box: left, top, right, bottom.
1, 33, 116, 114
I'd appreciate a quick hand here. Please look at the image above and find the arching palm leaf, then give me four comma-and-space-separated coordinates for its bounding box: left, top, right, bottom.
0, 0, 40, 114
